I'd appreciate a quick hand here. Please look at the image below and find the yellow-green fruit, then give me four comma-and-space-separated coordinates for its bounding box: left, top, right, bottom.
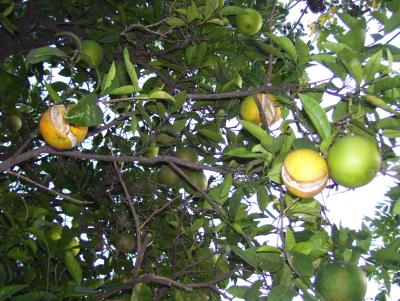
185, 171, 208, 195
115, 234, 136, 253
47, 224, 63, 241
158, 166, 180, 186
155, 133, 174, 145
235, 8, 263, 35
281, 149, 329, 198
315, 262, 367, 301
240, 93, 281, 126
79, 40, 104, 68
64, 238, 80, 256
5, 115, 22, 132
327, 135, 381, 188
177, 148, 198, 163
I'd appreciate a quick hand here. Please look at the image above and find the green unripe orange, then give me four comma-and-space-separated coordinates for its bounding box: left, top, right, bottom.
327, 135, 381, 188
79, 40, 104, 68
235, 8, 263, 35
5, 115, 22, 132
315, 262, 367, 301
177, 148, 199, 163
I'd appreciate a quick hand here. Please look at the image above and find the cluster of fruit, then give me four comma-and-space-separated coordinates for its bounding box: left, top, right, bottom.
157, 148, 208, 195
240, 94, 381, 197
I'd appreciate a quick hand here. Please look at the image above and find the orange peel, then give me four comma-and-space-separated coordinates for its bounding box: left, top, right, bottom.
39, 105, 88, 149
240, 93, 281, 126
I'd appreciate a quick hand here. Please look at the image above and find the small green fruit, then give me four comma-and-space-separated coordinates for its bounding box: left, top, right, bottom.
79, 40, 104, 68
235, 8, 263, 35
177, 148, 199, 163
5, 115, 22, 132
157, 166, 180, 186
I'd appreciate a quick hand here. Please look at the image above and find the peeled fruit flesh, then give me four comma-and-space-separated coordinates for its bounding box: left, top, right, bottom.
40, 105, 88, 149
235, 8, 263, 35
240, 93, 281, 126
79, 40, 104, 68
315, 262, 367, 301
281, 149, 329, 198
5, 115, 22, 132
327, 135, 381, 188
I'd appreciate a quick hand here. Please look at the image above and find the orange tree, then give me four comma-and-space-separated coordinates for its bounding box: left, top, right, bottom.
0, 0, 399, 300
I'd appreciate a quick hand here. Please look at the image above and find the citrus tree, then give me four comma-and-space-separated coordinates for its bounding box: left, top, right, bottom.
0, 0, 399, 300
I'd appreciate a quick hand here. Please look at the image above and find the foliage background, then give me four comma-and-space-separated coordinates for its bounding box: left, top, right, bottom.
0, 0, 399, 300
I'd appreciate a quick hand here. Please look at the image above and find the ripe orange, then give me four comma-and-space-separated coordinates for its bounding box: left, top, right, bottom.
240, 93, 281, 126
327, 135, 381, 188
79, 40, 104, 68
235, 8, 263, 35
315, 262, 367, 301
40, 105, 88, 149
281, 149, 329, 198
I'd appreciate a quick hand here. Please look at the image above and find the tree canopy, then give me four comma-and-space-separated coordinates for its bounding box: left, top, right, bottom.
0, 0, 399, 300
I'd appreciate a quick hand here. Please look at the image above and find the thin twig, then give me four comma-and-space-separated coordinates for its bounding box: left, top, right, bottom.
6, 170, 92, 205
112, 156, 142, 251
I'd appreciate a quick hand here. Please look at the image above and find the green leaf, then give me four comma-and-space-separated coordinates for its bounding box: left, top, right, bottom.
198, 128, 225, 143
270, 34, 297, 62
285, 228, 296, 251
101, 62, 116, 93
148, 90, 175, 101
109, 85, 138, 95
311, 54, 347, 80
239, 120, 275, 153
65, 251, 82, 284
384, 10, 400, 34
299, 94, 331, 140
26, 46, 67, 65
393, 199, 400, 215
0, 284, 28, 301
45, 83, 61, 103
195, 42, 208, 66
185, 45, 196, 66
13, 291, 56, 301
123, 48, 140, 91
288, 251, 313, 279
342, 57, 363, 86
341, 27, 365, 52
364, 95, 397, 114
220, 6, 245, 16
295, 38, 309, 66
364, 50, 382, 83
130, 283, 152, 301
224, 148, 266, 159
371, 238, 400, 262
219, 173, 233, 199
227, 286, 248, 298
257, 187, 271, 211
166, 17, 185, 27
65, 94, 104, 127
187, 1, 198, 23
268, 285, 296, 301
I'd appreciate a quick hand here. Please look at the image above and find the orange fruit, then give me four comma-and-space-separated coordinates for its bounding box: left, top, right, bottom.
327, 135, 381, 188
79, 40, 104, 68
240, 93, 281, 126
39, 105, 88, 149
281, 149, 329, 198
315, 262, 367, 301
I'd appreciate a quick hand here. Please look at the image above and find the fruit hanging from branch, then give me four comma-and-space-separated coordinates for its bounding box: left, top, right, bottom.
235, 8, 263, 35
327, 135, 381, 188
240, 93, 281, 126
281, 149, 329, 198
39, 105, 88, 149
